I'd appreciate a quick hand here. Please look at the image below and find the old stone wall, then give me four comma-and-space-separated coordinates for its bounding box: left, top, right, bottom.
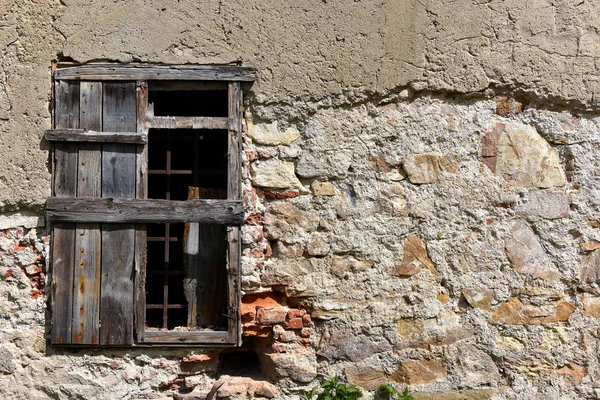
2, 0, 600, 399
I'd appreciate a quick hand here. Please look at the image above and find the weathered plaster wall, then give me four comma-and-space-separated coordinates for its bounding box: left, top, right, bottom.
2, 0, 600, 399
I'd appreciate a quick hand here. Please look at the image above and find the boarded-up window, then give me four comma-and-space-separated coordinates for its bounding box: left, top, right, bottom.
46, 64, 255, 346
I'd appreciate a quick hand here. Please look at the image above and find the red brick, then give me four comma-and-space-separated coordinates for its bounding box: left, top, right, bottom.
300, 338, 311, 347
245, 212, 263, 225
302, 314, 313, 327
300, 328, 313, 338
256, 306, 287, 324
182, 353, 213, 363
263, 190, 301, 200
284, 317, 303, 330
287, 309, 306, 319
242, 326, 272, 337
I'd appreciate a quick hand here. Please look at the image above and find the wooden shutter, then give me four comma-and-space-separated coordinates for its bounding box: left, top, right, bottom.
50, 80, 139, 345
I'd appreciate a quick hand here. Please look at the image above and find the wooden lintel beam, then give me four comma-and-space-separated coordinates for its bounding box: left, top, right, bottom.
54, 64, 256, 82
45, 129, 147, 144
46, 197, 244, 224
145, 116, 229, 130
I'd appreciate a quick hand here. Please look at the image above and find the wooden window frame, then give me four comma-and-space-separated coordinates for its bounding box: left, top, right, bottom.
46, 64, 255, 346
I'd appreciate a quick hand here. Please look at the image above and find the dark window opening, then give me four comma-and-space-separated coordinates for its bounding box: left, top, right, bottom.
219, 350, 265, 379
148, 82, 228, 117
146, 127, 229, 331
147, 129, 228, 200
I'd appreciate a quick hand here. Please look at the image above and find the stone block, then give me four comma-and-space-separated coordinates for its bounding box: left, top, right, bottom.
403, 154, 441, 184
461, 288, 493, 310
505, 220, 559, 281
492, 297, 575, 325
331, 255, 373, 277
251, 159, 303, 189
396, 312, 470, 349
412, 387, 508, 400
317, 329, 392, 362
393, 235, 439, 277
392, 358, 447, 385
581, 249, 600, 284
557, 363, 588, 384
481, 122, 566, 188
260, 345, 317, 383
307, 234, 331, 256
344, 365, 388, 390
264, 203, 319, 241
582, 296, 600, 317
248, 121, 301, 146
311, 181, 336, 196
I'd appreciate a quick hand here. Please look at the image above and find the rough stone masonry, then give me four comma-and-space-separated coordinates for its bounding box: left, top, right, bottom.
2, 0, 600, 399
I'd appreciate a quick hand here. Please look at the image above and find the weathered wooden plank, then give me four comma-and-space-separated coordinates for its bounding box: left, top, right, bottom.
55, 64, 256, 82
100, 225, 135, 345
72, 81, 102, 345
146, 116, 228, 130
183, 187, 200, 329
55, 80, 80, 129
135, 81, 148, 343
51, 80, 79, 345
100, 81, 136, 346
149, 81, 228, 91
46, 197, 244, 224
45, 129, 147, 144
195, 188, 228, 328
227, 82, 243, 344
143, 330, 232, 344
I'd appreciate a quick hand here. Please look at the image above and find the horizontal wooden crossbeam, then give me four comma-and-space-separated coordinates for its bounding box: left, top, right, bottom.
143, 330, 233, 344
45, 129, 147, 144
145, 116, 229, 130
46, 197, 244, 224
54, 64, 256, 82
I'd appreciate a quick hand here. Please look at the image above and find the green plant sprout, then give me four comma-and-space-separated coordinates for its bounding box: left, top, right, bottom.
377, 384, 414, 400
301, 375, 362, 400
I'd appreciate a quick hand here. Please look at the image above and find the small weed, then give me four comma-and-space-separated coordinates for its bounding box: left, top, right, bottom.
301, 375, 362, 400
377, 384, 414, 400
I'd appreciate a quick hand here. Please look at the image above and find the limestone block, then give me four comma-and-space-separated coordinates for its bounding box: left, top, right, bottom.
482, 123, 566, 188
396, 311, 470, 349
516, 190, 570, 219
251, 159, 303, 189
412, 387, 508, 400
403, 154, 441, 184
461, 288, 493, 311
248, 121, 301, 146
344, 365, 387, 390
580, 249, 600, 284
394, 235, 439, 277
306, 234, 330, 256
581, 296, 600, 317
260, 345, 317, 383
331, 255, 373, 277
505, 220, 560, 281
264, 203, 319, 241
492, 298, 575, 325
454, 344, 501, 386
557, 363, 588, 384
311, 181, 336, 196
317, 328, 392, 362
392, 358, 447, 385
